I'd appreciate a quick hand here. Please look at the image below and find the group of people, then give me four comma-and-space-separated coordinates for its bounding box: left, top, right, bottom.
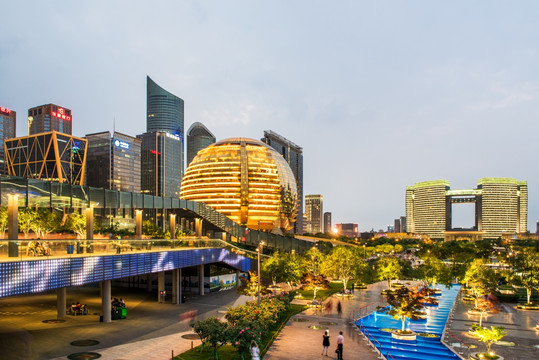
112, 298, 126, 308
324, 299, 343, 316
322, 330, 344, 359
27, 240, 51, 256
69, 301, 89, 315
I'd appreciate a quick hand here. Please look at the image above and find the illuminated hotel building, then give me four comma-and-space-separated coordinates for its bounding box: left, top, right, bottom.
180, 138, 298, 232
85, 131, 141, 193
0, 106, 16, 174
262, 130, 303, 234
28, 104, 72, 135
5, 131, 87, 185
140, 76, 184, 197
305, 194, 323, 234
186, 122, 215, 167
406, 178, 527, 240
335, 223, 358, 238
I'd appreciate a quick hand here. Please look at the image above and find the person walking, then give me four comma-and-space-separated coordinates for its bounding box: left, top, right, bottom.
250, 340, 260, 360
321, 330, 330, 356
336, 331, 344, 360
337, 300, 342, 317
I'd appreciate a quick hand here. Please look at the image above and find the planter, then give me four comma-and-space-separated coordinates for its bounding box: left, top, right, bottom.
391, 330, 416, 341
516, 303, 539, 310
471, 352, 504, 360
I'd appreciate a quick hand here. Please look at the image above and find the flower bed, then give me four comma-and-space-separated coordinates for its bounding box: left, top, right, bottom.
391, 330, 417, 341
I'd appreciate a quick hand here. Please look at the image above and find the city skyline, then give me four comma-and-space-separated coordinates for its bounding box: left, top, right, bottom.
1, 1, 539, 231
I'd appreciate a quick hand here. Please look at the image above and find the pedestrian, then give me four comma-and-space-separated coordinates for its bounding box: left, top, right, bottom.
325, 299, 333, 314
250, 340, 260, 360
351, 283, 355, 294
336, 331, 344, 360
337, 300, 342, 317
321, 330, 330, 356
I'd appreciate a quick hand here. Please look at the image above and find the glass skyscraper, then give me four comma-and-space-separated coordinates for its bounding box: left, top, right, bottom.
140, 76, 184, 197
186, 122, 216, 167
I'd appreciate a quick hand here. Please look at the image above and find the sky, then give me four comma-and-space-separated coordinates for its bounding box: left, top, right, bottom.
1, 1, 538, 231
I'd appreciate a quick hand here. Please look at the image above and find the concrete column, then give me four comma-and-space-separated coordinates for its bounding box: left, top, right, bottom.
172, 268, 181, 304
195, 218, 203, 237
236, 270, 241, 288
57, 287, 66, 319
85, 207, 93, 254
7, 194, 18, 257
135, 210, 142, 238
146, 273, 152, 292
198, 264, 204, 296
170, 214, 176, 241
158, 271, 165, 302
102, 280, 111, 323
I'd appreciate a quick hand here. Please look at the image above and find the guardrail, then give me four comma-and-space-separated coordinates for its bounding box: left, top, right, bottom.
444, 330, 471, 360
357, 322, 398, 360
349, 299, 387, 321
441, 286, 471, 360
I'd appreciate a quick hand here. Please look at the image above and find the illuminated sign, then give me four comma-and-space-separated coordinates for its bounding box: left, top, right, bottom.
0, 107, 12, 115
51, 107, 71, 121
114, 139, 130, 149
166, 133, 180, 141
150, 149, 161, 155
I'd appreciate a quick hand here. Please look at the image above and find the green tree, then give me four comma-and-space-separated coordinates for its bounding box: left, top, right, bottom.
509, 249, 539, 304
418, 256, 452, 288
261, 251, 301, 287
33, 209, 61, 238
192, 317, 228, 359
0, 206, 7, 238
470, 324, 507, 354
463, 259, 497, 308
65, 212, 86, 238
320, 246, 363, 289
301, 246, 324, 276
377, 257, 403, 288
380, 286, 425, 332
18, 208, 36, 238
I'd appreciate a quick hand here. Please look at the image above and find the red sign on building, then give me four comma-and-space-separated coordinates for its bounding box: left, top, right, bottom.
0, 106, 12, 115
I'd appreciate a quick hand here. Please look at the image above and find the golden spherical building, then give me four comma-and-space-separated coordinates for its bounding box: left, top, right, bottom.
180, 138, 298, 232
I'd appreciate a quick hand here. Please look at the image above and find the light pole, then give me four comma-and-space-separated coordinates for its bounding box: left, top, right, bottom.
257, 240, 264, 307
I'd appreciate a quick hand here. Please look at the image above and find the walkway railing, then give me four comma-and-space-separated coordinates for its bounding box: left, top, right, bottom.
357, 322, 397, 360
349, 299, 387, 321
443, 330, 471, 360
441, 286, 471, 360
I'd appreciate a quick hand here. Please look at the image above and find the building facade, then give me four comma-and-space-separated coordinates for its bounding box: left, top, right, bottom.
394, 219, 401, 233
140, 76, 184, 197
304, 194, 323, 234
85, 131, 141, 193
261, 130, 303, 234
5, 131, 87, 185
406, 178, 527, 240
323, 212, 332, 233
0, 106, 16, 174
28, 104, 72, 135
186, 122, 215, 167
335, 223, 359, 238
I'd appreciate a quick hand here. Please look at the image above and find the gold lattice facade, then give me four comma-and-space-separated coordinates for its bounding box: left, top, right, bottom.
406, 178, 527, 240
180, 138, 298, 232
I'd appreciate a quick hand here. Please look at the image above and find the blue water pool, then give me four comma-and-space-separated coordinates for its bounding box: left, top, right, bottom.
355, 285, 461, 360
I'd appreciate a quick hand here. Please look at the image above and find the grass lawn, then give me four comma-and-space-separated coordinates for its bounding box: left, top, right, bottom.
296, 281, 347, 300
174, 303, 307, 360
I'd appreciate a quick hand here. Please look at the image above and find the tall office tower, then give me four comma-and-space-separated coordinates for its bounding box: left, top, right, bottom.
323, 212, 332, 233
536, 221, 539, 235
262, 130, 303, 234
186, 122, 215, 166
305, 194, 323, 234
140, 76, 184, 197
28, 104, 72, 135
394, 219, 401, 233
85, 131, 142, 193
0, 106, 16, 174
405, 180, 450, 239
400, 216, 407, 233
478, 178, 527, 237
138, 131, 182, 198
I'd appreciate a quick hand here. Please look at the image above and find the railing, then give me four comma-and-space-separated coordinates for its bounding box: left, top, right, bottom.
357, 322, 399, 360
444, 330, 471, 360
0, 237, 269, 262
349, 299, 387, 321
441, 287, 471, 360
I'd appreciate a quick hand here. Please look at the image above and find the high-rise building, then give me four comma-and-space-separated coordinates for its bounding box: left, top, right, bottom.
262, 130, 303, 234
387, 225, 394, 233
5, 131, 86, 185
186, 122, 215, 167
28, 104, 72, 135
138, 131, 183, 198
0, 106, 16, 174
400, 216, 407, 233
305, 194, 323, 234
335, 223, 359, 238
140, 76, 184, 197
323, 212, 332, 233
394, 219, 401, 233
406, 178, 527, 240
85, 131, 141, 193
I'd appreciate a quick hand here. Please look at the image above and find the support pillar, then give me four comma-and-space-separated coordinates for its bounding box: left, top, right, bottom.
195, 218, 203, 237
57, 287, 66, 319
86, 207, 93, 253
170, 214, 176, 242
8, 195, 18, 257
236, 270, 241, 288
102, 280, 111, 323
146, 273, 152, 292
172, 268, 181, 304
158, 271, 165, 302
135, 210, 142, 238
198, 264, 204, 296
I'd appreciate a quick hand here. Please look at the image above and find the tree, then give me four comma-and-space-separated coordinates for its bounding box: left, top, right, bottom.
320, 246, 363, 290
418, 256, 452, 288
463, 259, 497, 308
380, 286, 425, 332
262, 251, 302, 287
377, 257, 402, 288
509, 249, 539, 304
0, 206, 7, 238
33, 209, 61, 239
470, 324, 507, 355
65, 212, 86, 238
18, 208, 36, 238
301, 246, 324, 277
301, 272, 329, 300
243, 271, 262, 299
192, 317, 228, 359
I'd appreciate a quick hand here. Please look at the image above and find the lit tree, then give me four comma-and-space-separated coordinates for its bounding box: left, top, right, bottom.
0, 206, 7, 238
418, 256, 452, 288
18, 208, 36, 238
377, 257, 403, 288
380, 286, 425, 332
33, 209, 61, 239
470, 324, 507, 355
65, 212, 86, 238
320, 246, 363, 290
463, 259, 497, 308
509, 249, 539, 305
262, 251, 302, 287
